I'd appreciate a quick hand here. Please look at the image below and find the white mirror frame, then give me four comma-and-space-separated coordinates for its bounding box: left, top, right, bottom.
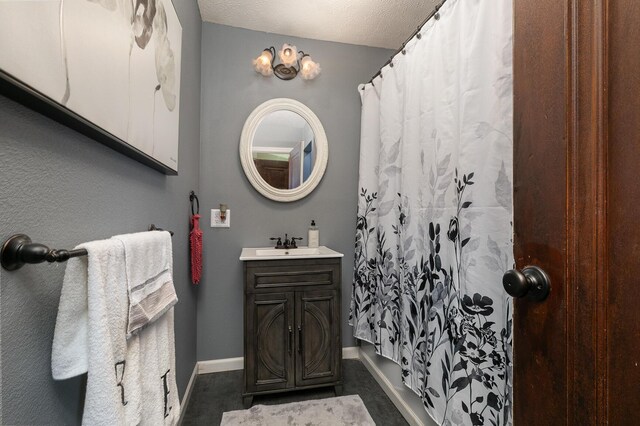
240, 98, 328, 202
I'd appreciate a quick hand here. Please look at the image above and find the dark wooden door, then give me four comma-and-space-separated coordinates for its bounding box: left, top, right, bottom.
514, 0, 640, 423
254, 159, 289, 189
295, 290, 341, 387
245, 292, 295, 393
606, 1, 640, 422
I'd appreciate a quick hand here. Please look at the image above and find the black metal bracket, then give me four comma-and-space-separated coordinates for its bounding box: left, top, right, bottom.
189, 191, 199, 215
1, 234, 88, 271
262, 46, 310, 81
148, 224, 174, 236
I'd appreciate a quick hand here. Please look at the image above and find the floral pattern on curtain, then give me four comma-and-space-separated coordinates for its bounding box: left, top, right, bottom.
350, 0, 514, 425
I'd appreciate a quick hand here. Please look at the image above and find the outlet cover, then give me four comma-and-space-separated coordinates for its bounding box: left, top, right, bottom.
211, 209, 230, 228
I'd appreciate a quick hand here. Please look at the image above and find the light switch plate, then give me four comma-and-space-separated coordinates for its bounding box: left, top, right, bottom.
211, 209, 230, 228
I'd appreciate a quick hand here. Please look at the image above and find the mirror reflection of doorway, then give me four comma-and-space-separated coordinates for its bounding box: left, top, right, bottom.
254, 158, 289, 189
288, 141, 302, 188
251, 110, 316, 190
303, 140, 314, 182
253, 138, 314, 189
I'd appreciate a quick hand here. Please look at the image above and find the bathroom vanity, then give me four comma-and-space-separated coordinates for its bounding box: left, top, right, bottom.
240, 247, 344, 408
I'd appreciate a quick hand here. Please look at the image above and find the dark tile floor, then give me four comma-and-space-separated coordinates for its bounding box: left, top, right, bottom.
181, 359, 409, 425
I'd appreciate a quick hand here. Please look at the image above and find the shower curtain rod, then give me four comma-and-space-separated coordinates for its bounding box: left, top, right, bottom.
366, 0, 448, 85
0, 224, 174, 271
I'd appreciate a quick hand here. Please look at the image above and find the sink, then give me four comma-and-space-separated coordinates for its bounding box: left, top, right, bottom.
240, 246, 344, 261
255, 248, 321, 257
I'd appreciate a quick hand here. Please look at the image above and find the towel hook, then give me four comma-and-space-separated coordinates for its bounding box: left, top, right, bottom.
189, 191, 200, 216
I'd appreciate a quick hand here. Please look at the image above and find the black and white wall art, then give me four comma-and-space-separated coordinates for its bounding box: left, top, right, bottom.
0, 0, 182, 174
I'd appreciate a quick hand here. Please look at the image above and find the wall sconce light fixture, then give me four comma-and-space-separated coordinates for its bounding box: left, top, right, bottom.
253, 44, 321, 81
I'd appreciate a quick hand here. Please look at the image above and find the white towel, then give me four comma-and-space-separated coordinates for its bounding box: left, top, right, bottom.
112, 231, 178, 338
52, 238, 181, 425
52, 239, 140, 425
137, 309, 180, 425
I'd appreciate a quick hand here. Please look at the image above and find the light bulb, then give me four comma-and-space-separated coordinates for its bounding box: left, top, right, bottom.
253, 49, 273, 76
279, 43, 298, 67
300, 55, 321, 80
301, 55, 311, 70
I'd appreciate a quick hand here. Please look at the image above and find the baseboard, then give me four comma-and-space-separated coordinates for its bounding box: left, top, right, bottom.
198, 356, 244, 375
198, 347, 361, 375
178, 362, 199, 425
359, 349, 425, 426
342, 346, 360, 359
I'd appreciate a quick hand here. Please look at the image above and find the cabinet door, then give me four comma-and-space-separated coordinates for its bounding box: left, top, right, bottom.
246, 292, 295, 393
295, 290, 341, 387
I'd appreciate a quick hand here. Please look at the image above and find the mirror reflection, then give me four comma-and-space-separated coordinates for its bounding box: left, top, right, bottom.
252, 110, 316, 190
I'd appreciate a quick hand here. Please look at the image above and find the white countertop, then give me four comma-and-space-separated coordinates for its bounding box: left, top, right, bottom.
239, 246, 344, 261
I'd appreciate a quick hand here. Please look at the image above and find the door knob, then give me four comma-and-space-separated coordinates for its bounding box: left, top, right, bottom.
503, 266, 551, 301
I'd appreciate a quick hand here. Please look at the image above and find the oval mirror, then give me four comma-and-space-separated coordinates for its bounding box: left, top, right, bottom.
240, 98, 328, 202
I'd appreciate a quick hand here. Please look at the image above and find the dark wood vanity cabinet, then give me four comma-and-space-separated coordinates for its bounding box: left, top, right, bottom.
242, 258, 342, 407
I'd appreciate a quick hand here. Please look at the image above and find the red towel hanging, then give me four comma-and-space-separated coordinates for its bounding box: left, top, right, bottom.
190, 214, 203, 284
189, 191, 202, 284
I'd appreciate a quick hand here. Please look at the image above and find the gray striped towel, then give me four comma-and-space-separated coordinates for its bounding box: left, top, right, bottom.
112, 231, 178, 338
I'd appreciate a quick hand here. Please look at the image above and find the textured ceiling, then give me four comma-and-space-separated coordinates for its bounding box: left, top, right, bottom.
197, 0, 440, 49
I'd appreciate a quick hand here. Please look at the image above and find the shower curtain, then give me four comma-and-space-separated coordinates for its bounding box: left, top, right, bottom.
350, 0, 513, 425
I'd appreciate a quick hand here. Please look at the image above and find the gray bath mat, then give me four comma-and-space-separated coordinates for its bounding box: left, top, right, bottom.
220, 395, 376, 425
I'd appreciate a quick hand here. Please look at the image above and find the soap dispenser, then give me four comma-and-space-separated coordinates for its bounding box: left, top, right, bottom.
308, 220, 319, 248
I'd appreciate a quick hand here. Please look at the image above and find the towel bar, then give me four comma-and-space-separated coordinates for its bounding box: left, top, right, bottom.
1, 225, 174, 271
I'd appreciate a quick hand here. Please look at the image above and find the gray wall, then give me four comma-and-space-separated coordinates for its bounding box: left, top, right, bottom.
198, 23, 392, 360
0, 0, 201, 423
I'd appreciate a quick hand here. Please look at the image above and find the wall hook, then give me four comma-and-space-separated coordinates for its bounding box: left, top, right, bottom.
189, 191, 200, 215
